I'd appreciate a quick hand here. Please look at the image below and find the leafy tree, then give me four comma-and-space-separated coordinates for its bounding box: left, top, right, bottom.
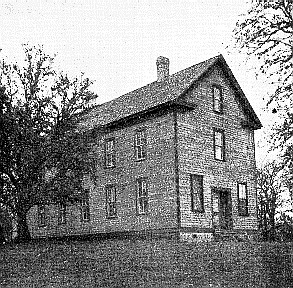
257, 161, 288, 241
0, 45, 97, 242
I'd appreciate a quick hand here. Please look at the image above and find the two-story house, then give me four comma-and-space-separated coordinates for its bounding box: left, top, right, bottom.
27, 54, 262, 241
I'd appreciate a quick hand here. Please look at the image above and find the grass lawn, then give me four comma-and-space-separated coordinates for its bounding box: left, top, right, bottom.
0, 239, 293, 287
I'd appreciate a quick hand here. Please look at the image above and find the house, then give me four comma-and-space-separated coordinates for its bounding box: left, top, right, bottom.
27, 54, 262, 241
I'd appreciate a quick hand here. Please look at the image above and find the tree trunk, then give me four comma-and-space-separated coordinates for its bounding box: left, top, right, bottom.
269, 215, 276, 242
262, 205, 269, 241
14, 210, 31, 243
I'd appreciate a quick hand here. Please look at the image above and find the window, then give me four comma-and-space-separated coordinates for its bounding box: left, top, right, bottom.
58, 203, 66, 224
213, 85, 223, 113
106, 185, 117, 218
81, 190, 90, 222
238, 183, 248, 216
38, 205, 46, 227
134, 130, 146, 161
136, 178, 148, 214
105, 138, 115, 168
214, 129, 225, 161
190, 174, 204, 212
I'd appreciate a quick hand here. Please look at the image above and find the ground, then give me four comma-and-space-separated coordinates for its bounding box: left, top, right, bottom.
0, 239, 292, 287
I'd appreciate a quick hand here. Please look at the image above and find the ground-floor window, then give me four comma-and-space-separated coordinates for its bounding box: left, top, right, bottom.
136, 178, 148, 214
81, 189, 90, 222
238, 183, 248, 216
58, 203, 67, 224
190, 174, 204, 212
106, 185, 117, 218
38, 205, 46, 227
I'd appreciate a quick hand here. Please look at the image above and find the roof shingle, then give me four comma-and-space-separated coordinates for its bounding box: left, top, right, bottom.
80, 54, 261, 130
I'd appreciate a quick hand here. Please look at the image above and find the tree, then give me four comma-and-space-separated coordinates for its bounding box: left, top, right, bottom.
233, 0, 293, 106
0, 45, 97, 242
0, 204, 12, 243
232, 0, 293, 204
257, 161, 288, 241
275, 212, 293, 241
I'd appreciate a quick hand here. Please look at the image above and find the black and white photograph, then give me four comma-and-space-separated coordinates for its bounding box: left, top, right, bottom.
0, 0, 293, 287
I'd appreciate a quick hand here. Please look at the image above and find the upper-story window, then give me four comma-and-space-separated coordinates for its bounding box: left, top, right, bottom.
213, 85, 223, 113
134, 130, 146, 161
105, 138, 115, 168
214, 129, 225, 161
238, 183, 248, 216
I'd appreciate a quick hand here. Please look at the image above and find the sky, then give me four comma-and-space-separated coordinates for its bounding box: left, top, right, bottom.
0, 0, 276, 164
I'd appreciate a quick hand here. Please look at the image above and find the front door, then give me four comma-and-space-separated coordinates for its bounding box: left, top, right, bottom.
212, 188, 232, 230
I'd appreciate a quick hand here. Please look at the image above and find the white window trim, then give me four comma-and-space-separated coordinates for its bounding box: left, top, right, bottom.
213, 85, 223, 113
106, 185, 117, 218
137, 178, 148, 214
105, 138, 115, 168
135, 130, 146, 161
58, 203, 66, 224
214, 129, 225, 161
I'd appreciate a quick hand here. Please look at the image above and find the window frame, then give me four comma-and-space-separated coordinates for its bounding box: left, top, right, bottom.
238, 182, 249, 216
81, 189, 90, 222
213, 128, 225, 161
104, 138, 116, 168
37, 205, 46, 227
212, 84, 223, 114
190, 174, 205, 213
105, 184, 117, 219
134, 129, 146, 161
136, 177, 148, 215
58, 203, 67, 225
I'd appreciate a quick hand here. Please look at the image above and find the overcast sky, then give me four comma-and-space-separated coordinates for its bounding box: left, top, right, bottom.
0, 0, 275, 163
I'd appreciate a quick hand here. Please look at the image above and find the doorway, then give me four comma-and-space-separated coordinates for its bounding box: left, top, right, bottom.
212, 188, 233, 230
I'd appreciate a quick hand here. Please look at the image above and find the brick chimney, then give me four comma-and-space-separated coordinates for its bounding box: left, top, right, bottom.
156, 56, 169, 81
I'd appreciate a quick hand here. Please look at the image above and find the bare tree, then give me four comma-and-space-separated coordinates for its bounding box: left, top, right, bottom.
232, 0, 293, 209
257, 161, 287, 241
233, 0, 293, 106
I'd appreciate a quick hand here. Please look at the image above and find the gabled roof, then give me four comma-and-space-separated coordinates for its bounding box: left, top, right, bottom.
81, 54, 262, 130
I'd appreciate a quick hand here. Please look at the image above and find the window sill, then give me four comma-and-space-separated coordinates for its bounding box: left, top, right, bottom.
135, 158, 146, 162
213, 110, 224, 115
104, 165, 116, 169
137, 212, 148, 216
214, 158, 226, 162
81, 219, 90, 223
192, 210, 205, 214
238, 213, 249, 217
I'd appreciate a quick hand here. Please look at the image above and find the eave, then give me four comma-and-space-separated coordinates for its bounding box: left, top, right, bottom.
241, 119, 262, 130
92, 100, 196, 133
216, 56, 263, 130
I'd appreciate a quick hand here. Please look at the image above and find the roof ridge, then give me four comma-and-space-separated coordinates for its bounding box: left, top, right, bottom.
96, 54, 222, 108
80, 54, 261, 130
169, 54, 221, 78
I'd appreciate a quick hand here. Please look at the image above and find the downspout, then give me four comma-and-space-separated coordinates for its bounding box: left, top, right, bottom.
173, 110, 181, 238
